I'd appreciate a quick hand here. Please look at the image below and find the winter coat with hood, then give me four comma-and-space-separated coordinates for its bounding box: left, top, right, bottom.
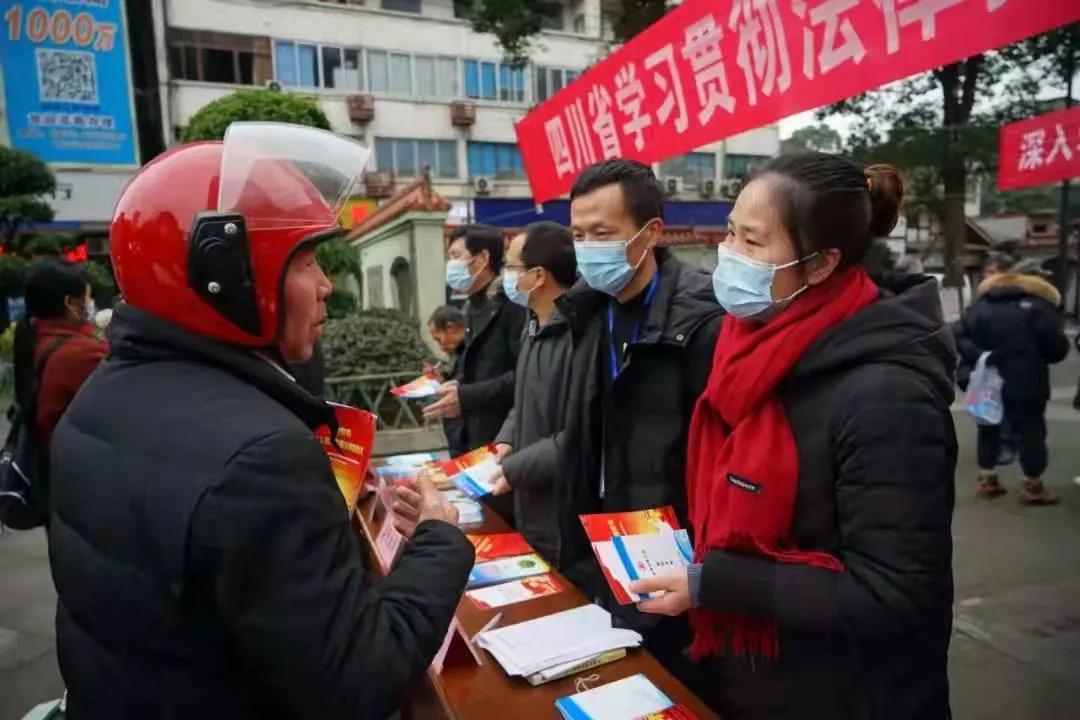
556, 251, 723, 610
48, 305, 475, 720
495, 306, 576, 564
695, 274, 957, 720
955, 272, 1068, 404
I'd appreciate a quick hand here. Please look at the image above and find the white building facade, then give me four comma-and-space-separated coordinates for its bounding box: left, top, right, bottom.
156, 0, 779, 222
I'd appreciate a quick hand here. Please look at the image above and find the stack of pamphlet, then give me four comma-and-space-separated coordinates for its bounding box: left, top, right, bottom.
555, 674, 700, 719
474, 604, 642, 680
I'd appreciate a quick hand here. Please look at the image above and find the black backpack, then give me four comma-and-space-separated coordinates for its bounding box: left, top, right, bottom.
0, 337, 71, 530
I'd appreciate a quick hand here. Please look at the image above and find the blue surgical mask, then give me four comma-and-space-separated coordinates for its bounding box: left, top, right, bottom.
712, 244, 816, 319
574, 223, 651, 296
445, 259, 474, 293
502, 268, 534, 308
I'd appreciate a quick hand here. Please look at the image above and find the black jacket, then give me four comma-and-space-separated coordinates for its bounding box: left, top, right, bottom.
697, 274, 957, 720
49, 306, 474, 720
495, 307, 576, 563
454, 280, 527, 451
955, 272, 1068, 404
557, 252, 722, 612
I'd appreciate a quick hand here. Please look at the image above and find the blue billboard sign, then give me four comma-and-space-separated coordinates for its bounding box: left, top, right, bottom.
1, 0, 137, 166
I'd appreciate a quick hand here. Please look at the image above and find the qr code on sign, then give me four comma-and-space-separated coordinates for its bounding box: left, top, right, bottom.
36, 49, 99, 105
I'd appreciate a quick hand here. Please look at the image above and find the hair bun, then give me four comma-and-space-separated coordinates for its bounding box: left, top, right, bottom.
865, 163, 904, 237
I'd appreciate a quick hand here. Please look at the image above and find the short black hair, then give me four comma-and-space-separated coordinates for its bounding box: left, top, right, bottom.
520, 222, 577, 287
759, 153, 904, 269
570, 159, 664, 228
448, 224, 506, 273
428, 304, 464, 330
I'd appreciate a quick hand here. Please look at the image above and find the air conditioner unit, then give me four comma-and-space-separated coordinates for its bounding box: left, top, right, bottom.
472, 175, 494, 195
264, 79, 283, 92
721, 178, 742, 199
662, 176, 683, 196
451, 101, 477, 128
346, 94, 375, 123
699, 178, 717, 198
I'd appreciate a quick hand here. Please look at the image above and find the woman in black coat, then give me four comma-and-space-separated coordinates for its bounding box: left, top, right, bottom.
631, 153, 957, 720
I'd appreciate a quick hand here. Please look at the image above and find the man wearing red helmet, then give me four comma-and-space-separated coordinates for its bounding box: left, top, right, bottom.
47, 123, 474, 719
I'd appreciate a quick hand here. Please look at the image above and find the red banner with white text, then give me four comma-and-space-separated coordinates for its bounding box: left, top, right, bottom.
998, 105, 1080, 191
516, 0, 1080, 204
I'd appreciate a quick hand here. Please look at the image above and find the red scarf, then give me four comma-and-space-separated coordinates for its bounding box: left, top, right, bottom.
686, 267, 879, 660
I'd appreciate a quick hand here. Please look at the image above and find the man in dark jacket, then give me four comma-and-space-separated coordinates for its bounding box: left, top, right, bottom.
560, 159, 723, 690
956, 271, 1068, 504
490, 221, 578, 563
424, 225, 526, 523
48, 128, 474, 719
427, 305, 467, 455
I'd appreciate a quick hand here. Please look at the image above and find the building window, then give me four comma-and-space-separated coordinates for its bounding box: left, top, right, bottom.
573, 14, 586, 34
274, 40, 320, 87
537, 1, 563, 31
389, 53, 412, 94
659, 152, 716, 186
723, 153, 769, 181
468, 141, 524, 180
316, 46, 363, 90
465, 60, 523, 102
534, 66, 579, 103
367, 50, 389, 92
375, 138, 458, 178
169, 29, 272, 86
382, 0, 421, 12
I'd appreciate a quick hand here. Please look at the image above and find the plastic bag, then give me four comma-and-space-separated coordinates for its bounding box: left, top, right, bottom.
964, 352, 1004, 426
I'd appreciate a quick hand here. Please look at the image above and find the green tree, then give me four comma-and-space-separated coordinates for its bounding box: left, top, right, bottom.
457, 0, 668, 64
0, 147, 55, 250
82, 260, 118, 306
781, 124, 843, 155
181, 89, 331, 143
0, 255, 29, 303
821, 26, 1076, 285
21, 233, 78, 257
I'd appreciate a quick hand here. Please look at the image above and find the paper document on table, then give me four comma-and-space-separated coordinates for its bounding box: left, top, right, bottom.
555, 674, 677, 720
474, 604, 642, 678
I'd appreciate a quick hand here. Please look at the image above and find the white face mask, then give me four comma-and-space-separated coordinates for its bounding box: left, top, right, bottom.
712, 244, 817, 319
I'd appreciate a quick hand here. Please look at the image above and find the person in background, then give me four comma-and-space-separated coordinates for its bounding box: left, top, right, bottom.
490, 222, 578, 563
424, 224, 526, 524
559, 159, 723, 691
631, 154, 956, 719
48, 125, 473, 719
427, 304, 467, 455
956, 263, 1068, 504
428, 304, 466, 360
13, 260, 107, 453
7, 259, 107, 525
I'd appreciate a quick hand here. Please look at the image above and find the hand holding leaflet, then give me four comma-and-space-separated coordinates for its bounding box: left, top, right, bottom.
579, 508, 693, 605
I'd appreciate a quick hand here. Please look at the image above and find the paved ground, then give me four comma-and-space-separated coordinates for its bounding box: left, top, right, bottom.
3, 361, 1080, 719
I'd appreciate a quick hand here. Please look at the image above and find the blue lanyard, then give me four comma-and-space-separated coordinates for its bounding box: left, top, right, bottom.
608, 272, 660, 380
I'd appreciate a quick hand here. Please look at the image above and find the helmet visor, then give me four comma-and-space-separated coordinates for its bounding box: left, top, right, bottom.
218, 122, 370, 231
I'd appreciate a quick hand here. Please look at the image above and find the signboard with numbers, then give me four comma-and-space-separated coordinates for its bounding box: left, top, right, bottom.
1, 0, 138, 166
516, 0, 1080, 204
998, 105, 1080, 191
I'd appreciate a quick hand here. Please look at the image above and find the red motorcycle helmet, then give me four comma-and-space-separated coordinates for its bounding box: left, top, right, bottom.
111, 123, 369, 346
